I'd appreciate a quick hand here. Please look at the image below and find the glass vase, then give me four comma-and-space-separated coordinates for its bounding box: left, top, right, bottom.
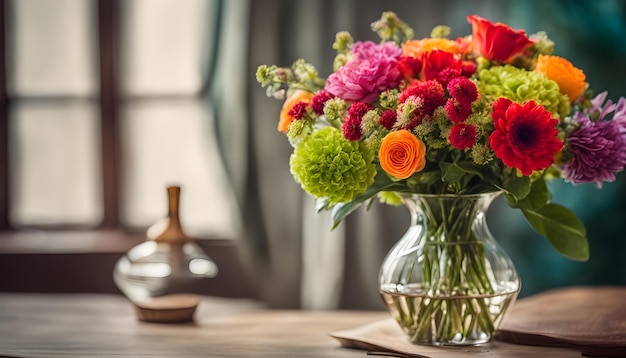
113, 186, 218, 323
378, 192, 520, 345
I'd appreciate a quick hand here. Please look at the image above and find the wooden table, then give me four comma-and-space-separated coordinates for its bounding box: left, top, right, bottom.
0, 293, 581, 357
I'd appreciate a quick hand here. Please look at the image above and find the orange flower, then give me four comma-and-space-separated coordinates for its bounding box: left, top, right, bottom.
378, 130, 427, 179
535, 55, 586, 103
402, 38, 461, 57
278, 90, 314, 132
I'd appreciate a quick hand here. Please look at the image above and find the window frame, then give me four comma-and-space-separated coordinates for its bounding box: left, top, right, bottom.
0, 0, 252, 298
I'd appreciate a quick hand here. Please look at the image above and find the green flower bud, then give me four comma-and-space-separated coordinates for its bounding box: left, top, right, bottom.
323, 98, 348, 123
333, 32, 354, 53
430, 25, 451, 39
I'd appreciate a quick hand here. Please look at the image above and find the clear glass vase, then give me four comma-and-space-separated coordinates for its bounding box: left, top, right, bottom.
113, 186, 218, 323
378, 192, 520, 345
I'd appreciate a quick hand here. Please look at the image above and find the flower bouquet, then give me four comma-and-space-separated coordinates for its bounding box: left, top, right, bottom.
256, 12, 626, 344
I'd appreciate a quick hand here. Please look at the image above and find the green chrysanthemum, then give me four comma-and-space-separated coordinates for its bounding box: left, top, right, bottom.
290, 127, 376, 203
477, 65, 571, 118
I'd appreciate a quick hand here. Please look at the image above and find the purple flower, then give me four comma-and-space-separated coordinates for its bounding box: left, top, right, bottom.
324, 41, 402, 103
562, 93, 626, 187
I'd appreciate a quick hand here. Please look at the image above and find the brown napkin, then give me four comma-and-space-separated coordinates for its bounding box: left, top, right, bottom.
496, 286, 626, 357
331, 286, 626, 357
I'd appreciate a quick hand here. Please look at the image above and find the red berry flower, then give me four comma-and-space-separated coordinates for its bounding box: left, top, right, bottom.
447, 77, 478, 105
489, 98, 563, 175
445, 99, 472, 123
342, 115, 363, 141
449, 123, 477, 150
348, 102, 375, 118
288, 101, 309, 120
379, 110, 397, 130
311, 90, 334, 115
398, 80, 446, 116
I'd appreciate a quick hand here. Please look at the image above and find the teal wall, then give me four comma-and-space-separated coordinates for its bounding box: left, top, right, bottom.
488, 0, 626, 297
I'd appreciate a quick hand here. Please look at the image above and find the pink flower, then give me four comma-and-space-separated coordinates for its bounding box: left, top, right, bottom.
325, 41, 403, 103
352, 41, 402, 60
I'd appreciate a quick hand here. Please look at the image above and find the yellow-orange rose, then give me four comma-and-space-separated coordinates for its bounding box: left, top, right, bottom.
535, 55, 586, 103
278, 90, 314, 132
378, 130, 427, 179
402, 38, 460, 57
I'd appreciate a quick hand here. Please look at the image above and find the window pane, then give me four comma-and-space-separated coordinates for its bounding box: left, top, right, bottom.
120, 0, 211, 96
9, 100, 103, 227
7, 0, 97, 97
120, 99, 239, 239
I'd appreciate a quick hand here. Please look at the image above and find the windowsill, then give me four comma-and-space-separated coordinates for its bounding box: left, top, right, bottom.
0, 230, 145, 254
0, 230, 236, 254
0, 230, 257, 299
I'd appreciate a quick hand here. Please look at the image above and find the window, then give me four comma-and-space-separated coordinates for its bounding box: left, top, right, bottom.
1, 0, 240, 239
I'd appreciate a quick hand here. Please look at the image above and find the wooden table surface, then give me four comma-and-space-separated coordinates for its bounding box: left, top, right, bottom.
0, 293, 581, 358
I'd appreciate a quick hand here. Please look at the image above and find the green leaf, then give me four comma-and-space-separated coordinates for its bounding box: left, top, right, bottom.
522, 203, 589, 261
513, 179, 551, 210
407, 170, 441, 189
455, 161, 486, 179
500, 174, 531, 204
440, 162, 465, 183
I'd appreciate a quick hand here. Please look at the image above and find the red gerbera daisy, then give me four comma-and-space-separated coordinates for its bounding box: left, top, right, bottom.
489, 98, 563, 175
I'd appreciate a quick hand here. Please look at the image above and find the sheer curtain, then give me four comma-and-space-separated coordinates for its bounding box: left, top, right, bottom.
235, 0, 505, 309
234, 0, 626, 309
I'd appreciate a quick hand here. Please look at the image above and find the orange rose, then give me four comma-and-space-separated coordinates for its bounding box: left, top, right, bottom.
402, 38, 461, 57
378, 130, 427, 179
278, 90, 314, 132
535, 55, 586, 103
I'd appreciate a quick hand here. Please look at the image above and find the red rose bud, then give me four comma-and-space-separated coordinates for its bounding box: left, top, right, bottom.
467, 15, 535, 63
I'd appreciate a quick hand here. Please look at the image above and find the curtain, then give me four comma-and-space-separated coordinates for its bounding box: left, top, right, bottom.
239, 0, 503, 309
215, 0, 626, 309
